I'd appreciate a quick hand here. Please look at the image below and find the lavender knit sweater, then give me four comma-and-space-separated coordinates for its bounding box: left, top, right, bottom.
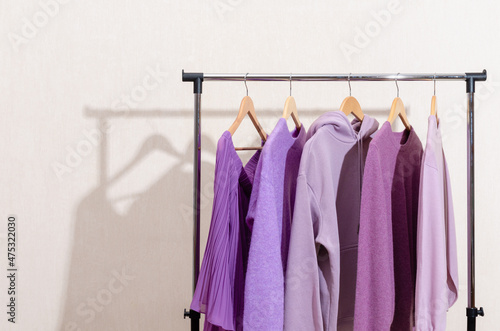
244, 118, 306, 330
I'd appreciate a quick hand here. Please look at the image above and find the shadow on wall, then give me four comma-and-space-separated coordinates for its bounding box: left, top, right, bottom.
59, 108, 217, 331
58, 106, 396, 331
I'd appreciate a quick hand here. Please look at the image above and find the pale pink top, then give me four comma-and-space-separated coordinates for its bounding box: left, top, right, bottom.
415, 115, 458, 330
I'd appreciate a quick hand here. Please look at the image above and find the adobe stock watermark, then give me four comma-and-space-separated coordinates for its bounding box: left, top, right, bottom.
440, 74, 500, 143
110, 64, 169, 111
7, 0, 73, 52
178, 121, 274, 224
212, 0, 244, 20
339, 0, 403, 63
51, 64, 168, 180
51, 122, 112, 180
179, 171, 215, 224
64, 267, 135, 331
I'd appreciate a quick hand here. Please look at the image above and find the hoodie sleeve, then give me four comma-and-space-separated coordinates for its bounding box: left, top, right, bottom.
284, 173, 324, 330
354, 145, 395, 331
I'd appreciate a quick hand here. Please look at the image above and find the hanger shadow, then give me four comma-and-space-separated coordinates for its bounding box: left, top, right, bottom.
59, 108, 219, 331
59, 105, 407, 330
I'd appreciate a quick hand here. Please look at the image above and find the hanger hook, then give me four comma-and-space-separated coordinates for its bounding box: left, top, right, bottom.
244, 73, 249, 96
348, 73, 352, 96
395, 73, 400, 98
290, 73, 292, 96
433, 74, 436, 96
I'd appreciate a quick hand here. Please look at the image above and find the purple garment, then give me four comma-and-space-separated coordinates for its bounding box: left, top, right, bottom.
190, 131, 261, 331
284, 112, 379, 331
354, 121, 423, 331
415, 115, 458, 330
244, 118, 306, 330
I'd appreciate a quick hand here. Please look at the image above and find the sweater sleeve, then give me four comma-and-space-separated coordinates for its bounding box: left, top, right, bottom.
354, 146, 395, 331
415, 147, 459, 331
444, 156, 459, 307
284, 173, 324, 331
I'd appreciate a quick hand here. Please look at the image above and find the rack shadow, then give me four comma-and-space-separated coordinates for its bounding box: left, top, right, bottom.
58, 106, 395, 331
59, 108, 218, 331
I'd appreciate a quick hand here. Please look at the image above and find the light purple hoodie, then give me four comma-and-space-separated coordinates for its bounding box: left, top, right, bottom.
415, 115, 458, 330
284, 112, 378, 331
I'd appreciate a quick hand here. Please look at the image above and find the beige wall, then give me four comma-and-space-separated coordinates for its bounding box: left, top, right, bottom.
1, 0, 499, 330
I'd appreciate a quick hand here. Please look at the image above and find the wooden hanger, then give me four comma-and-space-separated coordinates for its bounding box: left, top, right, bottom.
228, 96, 267, 141
340, 97, 365, 121
430, 95, 438, 122
387, 74, 411, 130
340, 74, 364, 121
431, 76, 439, 125
228, 74, 267, 150
282, 96, 301, 129
282, 75, 301, 129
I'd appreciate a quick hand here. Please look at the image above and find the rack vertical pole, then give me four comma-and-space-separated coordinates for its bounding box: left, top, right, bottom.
465, 72, 485, 331
182, 71, 203, 331
193, 91, 201, 296
467, 89, 476, 331
191, 91, 201, 331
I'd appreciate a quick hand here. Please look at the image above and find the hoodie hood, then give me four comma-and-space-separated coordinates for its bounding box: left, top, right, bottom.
285, 111, 379, 330
306, 111, 379, 142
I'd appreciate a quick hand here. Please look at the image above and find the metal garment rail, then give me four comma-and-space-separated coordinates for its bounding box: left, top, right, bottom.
182, 70, 487, 331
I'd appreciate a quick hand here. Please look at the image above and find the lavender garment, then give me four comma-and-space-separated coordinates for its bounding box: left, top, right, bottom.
415, 116, 458, 330
284, 112, 379, 331
244, 118, 306, 330
190, 131, 260, 331
354, 121, 423, 331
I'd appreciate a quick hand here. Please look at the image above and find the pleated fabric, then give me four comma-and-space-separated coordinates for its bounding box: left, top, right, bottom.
191, 131, 261, 331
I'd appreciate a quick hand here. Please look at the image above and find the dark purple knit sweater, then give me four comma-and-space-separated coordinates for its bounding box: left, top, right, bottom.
354, 121, 423, 331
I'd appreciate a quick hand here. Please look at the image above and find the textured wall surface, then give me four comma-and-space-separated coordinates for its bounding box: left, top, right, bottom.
1, 1, 499, 330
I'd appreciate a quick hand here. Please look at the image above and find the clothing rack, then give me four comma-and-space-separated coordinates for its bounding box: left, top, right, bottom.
181, 70, 487, 331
